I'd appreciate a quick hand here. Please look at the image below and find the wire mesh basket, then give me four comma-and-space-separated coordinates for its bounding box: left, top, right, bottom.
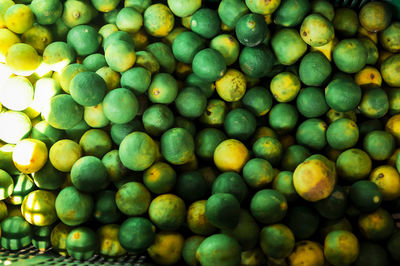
0, 245, 153, 266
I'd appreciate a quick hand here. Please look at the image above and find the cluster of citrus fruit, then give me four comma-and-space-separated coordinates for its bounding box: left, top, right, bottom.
0, 0, 400, 265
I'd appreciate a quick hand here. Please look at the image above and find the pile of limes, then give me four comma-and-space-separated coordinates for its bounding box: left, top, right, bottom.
1, 0, 400, 265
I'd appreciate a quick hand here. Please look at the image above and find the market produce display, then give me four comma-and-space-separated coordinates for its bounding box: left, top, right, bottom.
0, 0, 400, 265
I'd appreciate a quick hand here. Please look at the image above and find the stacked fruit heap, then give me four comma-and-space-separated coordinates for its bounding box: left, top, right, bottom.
1, 0, 400, 265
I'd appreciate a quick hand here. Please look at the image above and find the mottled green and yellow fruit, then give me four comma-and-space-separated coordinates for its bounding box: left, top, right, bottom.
215, 69, 246, 102
271, 28, 307, 65
115, 181, 151, 216
12, 138, 48, 174
0, 0, 14, 29
296, 118, 327, 151
21, 190, 57, 226
116, 7, 143, 34
6, 43, 40, 76
193, 48, 227, 82
148, 73, 178, 104
42, 94, 84, 130
388, 89, 400, 115
200, 99, 227, 126
369, 165, 400, 201
270, 72, 301, 103
0, 28, 20, 63
350, 180, 383, 213
354, 66, 382, 88
144, 4, 175, 37
55, 186, 93, 226
187, 200, 216, 236
66, 227, 98, 260
240, 248, 266, 266
62, 0, 96, 28
168, 0, 201, 17
4, 4, 34, 34
359, 1, 392, 33
235, 13, 268, 47
288, 240, 325, 266
311, 0, 334, 21
59, 64, 88, 94
363, 130, 395, 161
239, 45, 275, 78
268, 103, 299, 134
272, 170, 299, 202
333, 38, 367, 74
196, 234, 241, 266
274, 0, 310, 27
210, 34, 240, 66
147, 231, 184, 265
30, 0, 63, 25
97, 224, 126, 257
161, 127, 195, 165
96, 66, 121, 91
43, 42, 75, 72
326, 118, 359, 150
358, 208, 395, 241
388, 148, 400, 167
245, 0, 280, 15
333, 8, 359, 37
206, 193, 240, 230
299, 52, 332, 87
243, 158, 275, 189
250, 189, 287, 224
358, 87, 389, 119
357, 25, 378, 42
324, 230, 359, 266
336, 148, 372, 182
260, 223, 295, 259
359, 37, 379, 66
381, 54, 400, 87
379, 22, 400, 53
22, 24, 53, 55
119, 132, 157, 171
300, 14, 334, 47
50, 222, 74, 256
224, 108, 256, 141
214, 139, 249, 172
325, 77, 362, 112
84, 103, 109, 128
93, 190, 122, 224
118, 217, 155, 253
49, 139, 82, 172
182, 15, 193, 30
70, 155, 109, 193
148, 194, 186, 231
143, 161, 176, 194
293, 158, 336, 202
105, 40, 136, 73
385, 113, 400, 142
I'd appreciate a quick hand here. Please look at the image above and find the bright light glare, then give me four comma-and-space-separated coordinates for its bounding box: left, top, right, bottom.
48, 59, 71, 73
0, 63, 12, 87
34, 61, 53, 78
